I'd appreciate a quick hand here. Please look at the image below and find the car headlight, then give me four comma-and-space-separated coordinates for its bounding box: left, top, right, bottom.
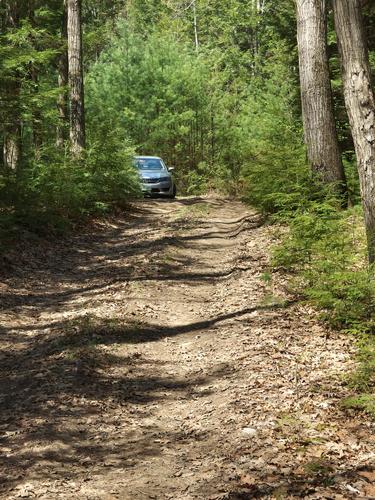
158, 177, 170, 182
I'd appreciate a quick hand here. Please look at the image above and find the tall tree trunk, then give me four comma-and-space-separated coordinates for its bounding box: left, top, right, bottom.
3, 112, 21, 170
192, 0, 199, 53
333, 0, 375, 263
251, 0, 259, 58
3, 1, 21, 170
30, 65, 43, 159
67, 0, 85, 155
57, 0, 68, 148
295, 0, 347, 192
28, 4, 42, 158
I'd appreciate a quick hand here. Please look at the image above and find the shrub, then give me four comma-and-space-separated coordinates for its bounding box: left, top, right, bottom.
238, 42, 309, 212
273, 203, 375, 333
342, 334, 375, 418
0, 131, 141, 235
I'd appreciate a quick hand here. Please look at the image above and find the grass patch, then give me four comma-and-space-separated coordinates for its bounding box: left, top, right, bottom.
303, 459, 335, 487
48, 315, 150, 371
342, 394, 375, 417
64, 344, 107, 369
303, 459, 334, 477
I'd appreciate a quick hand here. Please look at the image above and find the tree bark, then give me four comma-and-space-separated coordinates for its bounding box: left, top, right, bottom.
3, 1, 21, 170
67, 0, 85, 155
333, 0, 375, 263
57, 0, 68, 148
30, 65, 43, 158
3, 113, 21, 171
295, 0, 347, 192
192, 0, 199, 53
28, 4, 43, 158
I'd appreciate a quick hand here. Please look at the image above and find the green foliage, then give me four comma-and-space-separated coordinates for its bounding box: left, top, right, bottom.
85, 18, 303, 196
272, 202, 375, 418
0, 2, 141, 234
273, 204, 375, 332
86, 23, 216, 192
0, 133, 140, 235
351, 334, 375, 389
343, 333, 375, 417
236, 42, 307, 212
342, 394, 375, 418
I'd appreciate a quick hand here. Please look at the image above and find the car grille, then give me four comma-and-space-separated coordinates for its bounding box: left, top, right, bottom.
142, 177, 170, 184
143, 178, 159, 184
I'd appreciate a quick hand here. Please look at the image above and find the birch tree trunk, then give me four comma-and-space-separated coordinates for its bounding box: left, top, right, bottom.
67, 0, 85, 155
192, 0, 199, 53
295, 0, 347, 191
333, 0, 375, 263
57, 1, 68, 148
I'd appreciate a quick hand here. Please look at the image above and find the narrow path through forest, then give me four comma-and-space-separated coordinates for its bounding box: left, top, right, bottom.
0, 197, 374, 499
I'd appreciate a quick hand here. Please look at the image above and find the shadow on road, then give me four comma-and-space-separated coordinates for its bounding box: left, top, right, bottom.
0, 200, 263, 315
0, 197, 267, 495
0, 297, 295, 493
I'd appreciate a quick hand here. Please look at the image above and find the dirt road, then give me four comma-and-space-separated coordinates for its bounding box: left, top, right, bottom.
0, 197, 374, 499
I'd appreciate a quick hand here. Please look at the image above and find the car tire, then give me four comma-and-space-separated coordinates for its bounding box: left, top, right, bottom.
169, 185, 176, 199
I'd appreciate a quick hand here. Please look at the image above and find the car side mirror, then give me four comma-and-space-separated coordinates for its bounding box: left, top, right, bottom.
168, 167, 175, 172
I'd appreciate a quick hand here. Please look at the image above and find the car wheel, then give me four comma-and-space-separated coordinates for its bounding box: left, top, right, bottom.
169, 185, 176, 199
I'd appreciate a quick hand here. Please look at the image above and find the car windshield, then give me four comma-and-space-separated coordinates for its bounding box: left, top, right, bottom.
134, 158, 165, 171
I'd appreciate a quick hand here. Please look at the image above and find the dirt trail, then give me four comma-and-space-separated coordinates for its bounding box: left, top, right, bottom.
0, 197, 374, 499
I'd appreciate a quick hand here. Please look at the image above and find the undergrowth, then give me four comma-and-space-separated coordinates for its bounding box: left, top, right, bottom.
342, 334, 375, 418
236, 45, 375, 417
0, 132, 141, 239
270, 198, 375, 418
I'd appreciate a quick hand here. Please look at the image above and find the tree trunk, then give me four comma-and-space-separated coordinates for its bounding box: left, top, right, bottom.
67, 0, 85, 155
295, 0, 347, 191
28, 4, 43, 158
3, 116, 21, 171
192, 0, 199, 53
333, 0, 375, 263
30, 65, 43, 159
57, 0, 68, 148
3, 1, 21, 170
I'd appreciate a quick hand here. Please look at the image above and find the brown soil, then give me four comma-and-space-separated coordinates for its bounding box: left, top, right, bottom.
0, 196, 374, 499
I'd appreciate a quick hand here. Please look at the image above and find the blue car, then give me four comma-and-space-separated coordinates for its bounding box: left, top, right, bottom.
134, 156, 176, 198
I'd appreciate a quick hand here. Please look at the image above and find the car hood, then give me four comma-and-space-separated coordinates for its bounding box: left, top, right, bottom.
139, 170, 170, 179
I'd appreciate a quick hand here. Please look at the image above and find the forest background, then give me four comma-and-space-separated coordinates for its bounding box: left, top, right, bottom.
1, 0, 375, 416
